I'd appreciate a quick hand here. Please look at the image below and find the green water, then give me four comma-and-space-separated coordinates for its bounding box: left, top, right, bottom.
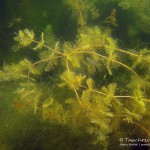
0, 0, 150, 150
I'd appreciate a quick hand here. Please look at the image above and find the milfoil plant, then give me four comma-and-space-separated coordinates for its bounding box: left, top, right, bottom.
0, 25, 150, 148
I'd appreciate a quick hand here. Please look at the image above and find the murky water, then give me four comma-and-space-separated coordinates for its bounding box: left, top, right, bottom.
0, 0, 150, 150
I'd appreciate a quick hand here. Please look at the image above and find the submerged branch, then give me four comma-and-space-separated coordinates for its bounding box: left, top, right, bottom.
33, 40, 64, 56
32, 56, 63, 66
72, 44, 149, 63
134, 121, 150, 136
80, 85, 150, 102
74, 88, 84, 107
75, 50, 140, 79
116, 48, 150, 62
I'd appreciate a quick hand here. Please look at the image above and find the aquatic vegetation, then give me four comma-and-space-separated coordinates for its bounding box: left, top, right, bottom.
64, 0, 100, 27
0, 23, 150, 148
103, 9, 118, 27
0, 0, 150, 149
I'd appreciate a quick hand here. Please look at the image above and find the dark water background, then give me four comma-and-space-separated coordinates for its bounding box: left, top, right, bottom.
0, 0, 150, 150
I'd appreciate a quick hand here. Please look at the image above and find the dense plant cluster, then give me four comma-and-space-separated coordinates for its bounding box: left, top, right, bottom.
0, 0, 150, 149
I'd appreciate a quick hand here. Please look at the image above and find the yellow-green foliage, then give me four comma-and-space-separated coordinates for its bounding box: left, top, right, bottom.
0, 25, 150, 148
64, 0, 100, 27
14, 29, 34, 47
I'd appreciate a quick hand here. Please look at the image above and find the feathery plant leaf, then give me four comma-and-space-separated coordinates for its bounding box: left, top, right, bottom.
14, 29, 34, 47
33, 32, 45, 50
86, 78, 94, 90
64, 0, 100, 27
60, 71, 86, 90
0, 59, 40, 82
123, 108, 142, 123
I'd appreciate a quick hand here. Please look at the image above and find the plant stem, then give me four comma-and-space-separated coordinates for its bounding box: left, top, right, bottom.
76, 50, 140, 78
32, 56, 63, 66
33, 40, 64, 56
133, 121, 150, 136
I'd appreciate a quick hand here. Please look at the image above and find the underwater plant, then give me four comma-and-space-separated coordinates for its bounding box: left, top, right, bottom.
0, 25, 150, 148
64, 0, 100, 27
0, 0, 150, 149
